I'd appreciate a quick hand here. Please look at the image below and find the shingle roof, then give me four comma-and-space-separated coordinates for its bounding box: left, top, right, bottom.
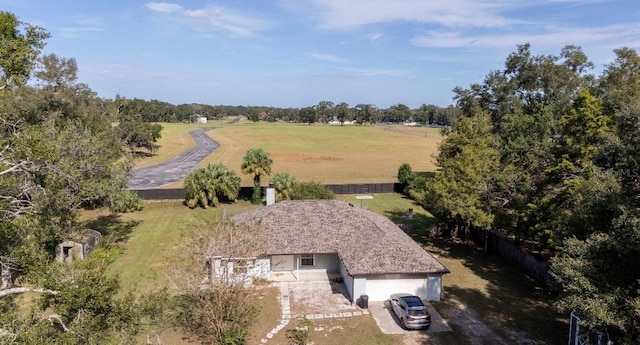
230, 200, 449, 276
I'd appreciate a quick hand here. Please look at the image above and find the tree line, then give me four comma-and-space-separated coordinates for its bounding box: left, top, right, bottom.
117, 97, 459, 126
401, 43, 640, 344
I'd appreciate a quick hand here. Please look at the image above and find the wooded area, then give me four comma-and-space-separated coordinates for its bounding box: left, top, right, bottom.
400, 43, 640, 343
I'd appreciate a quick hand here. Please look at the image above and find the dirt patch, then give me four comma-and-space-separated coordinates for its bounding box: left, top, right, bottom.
273, 152, 343, 163
437, 299, 511, 345
287, 280, 358, 316
402, 333, 444, 345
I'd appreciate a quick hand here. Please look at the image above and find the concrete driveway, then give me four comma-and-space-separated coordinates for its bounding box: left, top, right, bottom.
369, 300, 452, 335
127, 127, 219, 189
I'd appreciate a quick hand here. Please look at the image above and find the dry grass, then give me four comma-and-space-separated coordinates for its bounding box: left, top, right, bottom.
266, 316, 399, 345
134, 121, 442, 188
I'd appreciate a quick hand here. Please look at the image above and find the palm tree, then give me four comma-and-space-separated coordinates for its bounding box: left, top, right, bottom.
270, 172, 297, 201
208, 163, 241, 202
184, 163, 240, 208
241, 148, 273, 204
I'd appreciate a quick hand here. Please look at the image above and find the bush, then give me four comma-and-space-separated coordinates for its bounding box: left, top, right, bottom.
287, 316, 313, 345
290, 181, 335, 200
110, 190, 144, 213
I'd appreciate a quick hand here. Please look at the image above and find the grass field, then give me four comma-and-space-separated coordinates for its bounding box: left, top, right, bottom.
134, 120, 443, 188
83, 195, 566, 344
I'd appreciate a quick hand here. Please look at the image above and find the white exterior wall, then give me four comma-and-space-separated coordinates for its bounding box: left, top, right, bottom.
340, 260, 353, 301
427, 275, 442, 301
249, 258, 271, 280
352, 276, 367, 303
296, 254, 340, 272
271, 255, 295, 271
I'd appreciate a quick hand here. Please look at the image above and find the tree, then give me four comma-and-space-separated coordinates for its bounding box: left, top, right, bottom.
550, 207, 640, 343
299, 106, 316, 125
427, 110, 501, 237
0, 11, 50, 89
397, 163, 415, 195
241, 148, 273, 204
270, 172, 297, 202
173, 216, 263, 345
184, 163, 240, 208
115, 96, 163, 153
355, 104, 378, 125
334, 102, 351, 124
314, 101, 334, 124
599, 47, 640, 114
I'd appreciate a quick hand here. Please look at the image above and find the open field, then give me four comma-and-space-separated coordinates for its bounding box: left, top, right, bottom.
83, 195, 566, 344
134, 120, 443, 188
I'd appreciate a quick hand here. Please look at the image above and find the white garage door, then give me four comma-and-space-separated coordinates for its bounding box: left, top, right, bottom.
365, 275, 429, 301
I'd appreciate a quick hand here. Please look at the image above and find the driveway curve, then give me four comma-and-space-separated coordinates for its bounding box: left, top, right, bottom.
127, 127, 219, 189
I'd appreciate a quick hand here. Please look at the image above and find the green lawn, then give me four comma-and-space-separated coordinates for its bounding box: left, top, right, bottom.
83, 194, 565, 344
134, 121, 442, 188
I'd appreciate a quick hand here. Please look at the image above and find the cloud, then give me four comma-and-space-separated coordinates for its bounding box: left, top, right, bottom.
59, 26, 105, 38
145, 2, 183, 13
279, 0, 515, 30
307, 52, 345, 63
145, 2, 270, 37
410, 23, 640, 51
342, 67, 412, 77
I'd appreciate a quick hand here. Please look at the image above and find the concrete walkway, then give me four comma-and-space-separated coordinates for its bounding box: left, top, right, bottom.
260, 282, 370, 344
127, 127, 219, 189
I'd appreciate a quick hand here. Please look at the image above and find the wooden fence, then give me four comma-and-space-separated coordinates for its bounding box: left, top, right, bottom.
470, 228, 550, 284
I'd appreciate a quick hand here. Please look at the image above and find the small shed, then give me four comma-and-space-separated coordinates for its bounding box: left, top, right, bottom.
55, 229, 101, 263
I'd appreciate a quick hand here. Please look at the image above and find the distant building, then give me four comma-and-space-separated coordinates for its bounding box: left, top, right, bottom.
194, 115, 207, 124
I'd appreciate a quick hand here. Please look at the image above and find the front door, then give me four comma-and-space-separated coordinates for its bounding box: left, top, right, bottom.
270, 255, 294, 271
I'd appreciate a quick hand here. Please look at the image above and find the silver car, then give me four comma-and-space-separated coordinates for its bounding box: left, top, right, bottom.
388, 293, 431, 330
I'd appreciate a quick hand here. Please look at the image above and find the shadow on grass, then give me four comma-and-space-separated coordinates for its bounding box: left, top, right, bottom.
426, 239, 567, 344
84, 213, 141, 243
385, 205, 438, 241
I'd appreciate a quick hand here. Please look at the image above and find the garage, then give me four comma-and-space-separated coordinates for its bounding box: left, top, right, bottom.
364, 274, 431, 301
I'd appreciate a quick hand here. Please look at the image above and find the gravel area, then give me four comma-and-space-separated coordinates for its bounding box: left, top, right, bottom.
286, 280, 359, 316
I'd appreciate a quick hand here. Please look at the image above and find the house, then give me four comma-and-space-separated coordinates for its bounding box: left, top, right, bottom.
193, 115, 207, 123
214, 200, 449, 302
55, 229, 101, 263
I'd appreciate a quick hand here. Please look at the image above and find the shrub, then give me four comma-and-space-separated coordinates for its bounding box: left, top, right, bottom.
290, 181, 335, 200
110, 190, 144, 213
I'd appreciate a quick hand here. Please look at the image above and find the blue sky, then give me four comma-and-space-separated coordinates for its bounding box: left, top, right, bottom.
2, 0, 639, 108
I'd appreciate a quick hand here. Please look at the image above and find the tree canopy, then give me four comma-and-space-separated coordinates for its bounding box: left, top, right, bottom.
405, 43, 640, 343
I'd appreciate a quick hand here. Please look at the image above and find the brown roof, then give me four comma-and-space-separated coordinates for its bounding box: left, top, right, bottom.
230, 200, 449, 276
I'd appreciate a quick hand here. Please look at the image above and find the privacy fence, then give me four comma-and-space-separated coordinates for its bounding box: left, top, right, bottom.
132, 183, 402, 200
469, 228, 551, 284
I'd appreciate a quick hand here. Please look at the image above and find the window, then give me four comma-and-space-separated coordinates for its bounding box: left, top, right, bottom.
300, 254, 314, 266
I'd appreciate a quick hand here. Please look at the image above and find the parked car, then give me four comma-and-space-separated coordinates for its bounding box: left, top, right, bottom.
388, 293, 431, 330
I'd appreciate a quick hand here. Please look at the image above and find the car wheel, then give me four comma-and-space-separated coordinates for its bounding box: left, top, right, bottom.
402, 318, 409, 330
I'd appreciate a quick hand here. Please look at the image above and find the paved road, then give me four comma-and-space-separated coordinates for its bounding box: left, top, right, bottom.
127, 127, 219, 189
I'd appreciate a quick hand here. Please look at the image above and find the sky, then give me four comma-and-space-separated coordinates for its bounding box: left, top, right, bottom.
2, 0, 640, 109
